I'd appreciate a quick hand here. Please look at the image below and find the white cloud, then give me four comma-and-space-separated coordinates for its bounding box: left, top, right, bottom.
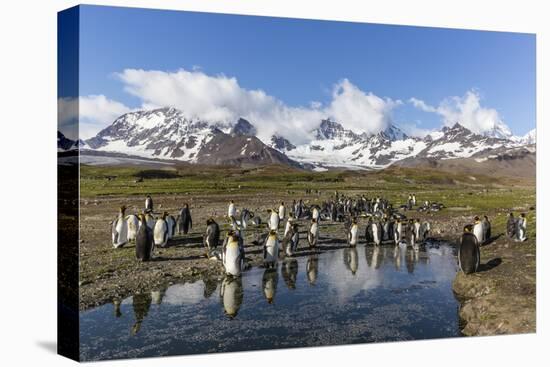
58, 95, 131, 139
409, 90, 512, 137
115, 69, 400, 144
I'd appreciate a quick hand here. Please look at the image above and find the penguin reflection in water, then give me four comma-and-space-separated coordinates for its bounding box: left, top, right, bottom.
131, 292, 152, 336
263, 230, 280, 268
220, 276, 243, 319
306, 255, 319, 285
262, 268, 279, 304
458, 224, 480, 274
282, 258, 298, 289
112, 206, 129, 248
343, 247, 359, 275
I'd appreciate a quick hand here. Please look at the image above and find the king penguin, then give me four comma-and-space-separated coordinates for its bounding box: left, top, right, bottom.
165, 214, 176, 240
112, 206, 129, 248
126, 214, 139, 243
307, 218, 319, 248
282, 223, 300, 257
203, 218, 220, 256
153, 212, 169, 248
135, 213, 153, 261
472, 216, 484, 244
263, 230, 279, 268
458, 224, 480, 274
278, 202, 286, 221
394, 218, 403, 246
268, 209, 280, 231
178, 203, 192, 235
144, 195, 153, 213
222, 232, 245, 276
347, 218, 359, 247
372, 220, 381, 246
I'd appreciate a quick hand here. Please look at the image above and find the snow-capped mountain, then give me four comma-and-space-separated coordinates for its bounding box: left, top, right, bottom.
515, 128, 536, 145
76, 107, 534, 170
58, 131, 86, 151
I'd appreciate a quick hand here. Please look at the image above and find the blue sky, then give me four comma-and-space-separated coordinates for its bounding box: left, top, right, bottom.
71, 5, 536, 138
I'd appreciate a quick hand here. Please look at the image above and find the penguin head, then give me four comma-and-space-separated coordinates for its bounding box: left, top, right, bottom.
269, 229, 277, 238
474, 216, 480, 222
119, 206, 126, 214
162, 212, 168, 219
138, 213, 147, 223
464, 224, 473, 233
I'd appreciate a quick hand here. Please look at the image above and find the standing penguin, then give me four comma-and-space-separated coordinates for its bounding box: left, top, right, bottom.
178, 203, 192, 235
372, 220, 381, 246
394, 219, 403, 246
282, 223, 300, 257
307, 218, 319, 248
473, 216, 484, 244
458, 225, 480, 274
506, 212, 516, 239
126, 214, 139, 243
222, 232, 245, 277
145, 213, 155, 231
278, 202, 286, 221
312, 206, 320, 221
283, 212, 295, 237
144, 195, 153, 213
240, 209, 252, 230
347, 218, 359, 247
135, 214, 154, 261
365, 218, 373, 245
153, 212, 169, 248
228, 200, 236, 220
420, 221, 431, 242
263, 230, 279, 268
482, 215, 491, 242
268, 209, 280, 231
165, 214, 176, 240
220, 276, 243, 319
517, 213, 527, 242
413, 219, 421, 242
112, 206, 129, 248
203, 218, 220, 256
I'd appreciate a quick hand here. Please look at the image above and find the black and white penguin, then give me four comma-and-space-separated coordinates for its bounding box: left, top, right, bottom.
135, 214, 154, 261
365, 219, 373, 245
420, 221, 431, 242
394, 219, 403, 246
312, 206, 320, 222
203, 218, 220, 256
517, 213, 527, 242
222, 232, 245, 277
112, 206, 129, 248
263, 230, 279, 268
307, 219, 319, 248
282, 223, 300, 257
220, 276, 243, 319
278, 202, 286, 221
482, 216, 491, 242
178, 203, 192, 235
458, 225, 480, 274
166, 214, 176, 240
145, 213, 155, 231
472, 216, 484, 244
382, 218, 390, 242
153, 212, 169, 248
144, 195, 153, 213
283, 212, 295, 237
262, 268, 279, 304
281, 258, 298, 289
268, 209, 280, 231
372, 220, 381, 246
228, 200, 236, 220
240, 208, 252, 230
506, 212, 516, 239
405, 219, 417, 248
306, 255, 319, 285
413, 219, 421, 242
126, 214, 139, 243
347, 218, 359, 247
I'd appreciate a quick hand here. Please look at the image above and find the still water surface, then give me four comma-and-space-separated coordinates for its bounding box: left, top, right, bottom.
80, 242, 460, 361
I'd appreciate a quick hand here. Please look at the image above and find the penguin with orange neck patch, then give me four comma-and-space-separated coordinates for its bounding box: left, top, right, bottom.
136, 214, 153, 261
153, 212, 169, 248
112, 206, 129, 248
458, 224, 480, 274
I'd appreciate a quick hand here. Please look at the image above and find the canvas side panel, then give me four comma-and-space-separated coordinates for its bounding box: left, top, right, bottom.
57, 6, 80, 362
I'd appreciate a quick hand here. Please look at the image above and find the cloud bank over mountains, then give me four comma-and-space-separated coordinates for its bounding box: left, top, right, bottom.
61, 68, 522, 141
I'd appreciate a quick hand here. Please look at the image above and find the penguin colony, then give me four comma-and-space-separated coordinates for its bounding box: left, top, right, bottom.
111, 193, 524, 279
